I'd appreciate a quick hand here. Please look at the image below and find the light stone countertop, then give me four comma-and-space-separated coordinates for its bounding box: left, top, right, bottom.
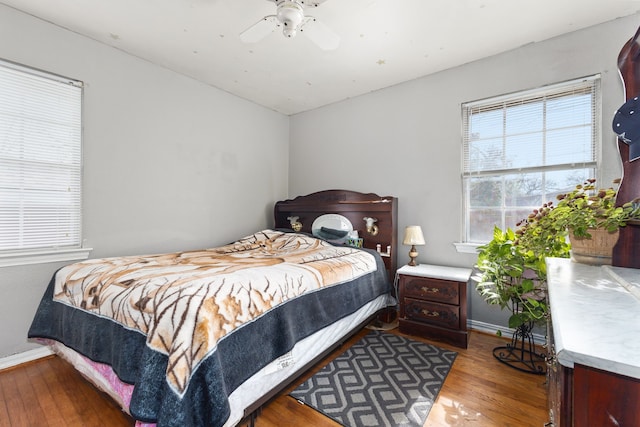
396, 264, 472, 282
546, 257, 640, 379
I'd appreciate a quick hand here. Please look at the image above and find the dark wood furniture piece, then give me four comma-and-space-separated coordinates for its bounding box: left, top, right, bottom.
545, 258, 640, 427
613, 26, 640, 268
397, 264, 471, 349
546, 356, 573, 426
547, 355, 640, 427
274, 189, 398, 280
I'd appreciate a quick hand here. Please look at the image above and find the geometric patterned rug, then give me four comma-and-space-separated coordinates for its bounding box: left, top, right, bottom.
290, 330, 457, 427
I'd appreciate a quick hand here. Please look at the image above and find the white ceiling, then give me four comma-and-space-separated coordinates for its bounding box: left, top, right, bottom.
2, 0, 640, 115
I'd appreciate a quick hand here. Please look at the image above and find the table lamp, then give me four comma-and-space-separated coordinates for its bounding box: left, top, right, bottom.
403, 225, 425, 266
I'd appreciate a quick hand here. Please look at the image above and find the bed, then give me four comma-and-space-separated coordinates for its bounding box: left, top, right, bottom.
28, 189, 398, 427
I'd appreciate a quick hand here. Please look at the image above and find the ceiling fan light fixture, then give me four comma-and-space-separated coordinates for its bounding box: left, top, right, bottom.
241, 0, 339, 50
277, 1, 304, 38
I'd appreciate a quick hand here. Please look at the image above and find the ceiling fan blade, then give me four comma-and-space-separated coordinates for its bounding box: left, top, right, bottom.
240, 15, 279, 43
300, 17, 340, 50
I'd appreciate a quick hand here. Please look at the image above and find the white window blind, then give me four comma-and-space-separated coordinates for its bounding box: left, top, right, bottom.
461, 76, 600, 243
0, 60, 83, 253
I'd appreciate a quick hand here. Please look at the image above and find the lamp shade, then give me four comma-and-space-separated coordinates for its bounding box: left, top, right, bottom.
403, 225, 425, 246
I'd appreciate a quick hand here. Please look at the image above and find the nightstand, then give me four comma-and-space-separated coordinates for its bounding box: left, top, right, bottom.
397, 264, 472, 348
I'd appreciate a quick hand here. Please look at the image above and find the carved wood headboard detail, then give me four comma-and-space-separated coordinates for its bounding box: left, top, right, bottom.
613, 26, 640, 268
274, 190, 398, 280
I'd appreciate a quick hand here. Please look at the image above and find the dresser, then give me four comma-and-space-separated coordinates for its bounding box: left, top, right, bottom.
397, 264, 471, 348
546, 258, 640, 426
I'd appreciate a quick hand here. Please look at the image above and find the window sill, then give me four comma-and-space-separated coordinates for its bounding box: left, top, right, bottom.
453, 242, 482, 254
0, 248, 92, 268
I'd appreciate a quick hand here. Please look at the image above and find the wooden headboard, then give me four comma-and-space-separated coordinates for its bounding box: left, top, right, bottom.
274, 190, 398, 280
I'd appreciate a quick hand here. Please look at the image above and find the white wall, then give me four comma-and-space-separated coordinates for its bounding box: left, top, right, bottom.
289, 14, 640, 326
0, 4, 289, 358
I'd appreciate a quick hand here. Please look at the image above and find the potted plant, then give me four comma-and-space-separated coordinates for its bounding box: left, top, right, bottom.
550, 178, 640, 264
475, 178, 640, 326
474, 202, 571, 374
475, 200, 571, 330
474, 227, 545, 330
474, 179, 639, 372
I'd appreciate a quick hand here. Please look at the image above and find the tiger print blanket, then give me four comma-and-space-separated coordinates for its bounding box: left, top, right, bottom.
52, 229, 377, 396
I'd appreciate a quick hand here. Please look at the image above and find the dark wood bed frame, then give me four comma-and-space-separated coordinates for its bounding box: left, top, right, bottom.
273, 189, 398, 280
243, 189, 398, 424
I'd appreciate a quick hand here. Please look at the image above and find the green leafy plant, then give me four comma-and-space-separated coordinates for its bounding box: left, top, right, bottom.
474, 201, 571, 329
551, 178, 640, 238
514, 200, 571, 277
474, 178, 640, 330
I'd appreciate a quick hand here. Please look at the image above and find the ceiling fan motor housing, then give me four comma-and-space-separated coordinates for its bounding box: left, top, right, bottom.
277, 1, 304, 37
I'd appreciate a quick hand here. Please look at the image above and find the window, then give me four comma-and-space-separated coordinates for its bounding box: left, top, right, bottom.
462, 76, 600, 244
0, 60, 88, 265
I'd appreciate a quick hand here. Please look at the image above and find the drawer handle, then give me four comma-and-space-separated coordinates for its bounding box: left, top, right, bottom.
421, 286, 439, 294
421, 309, 440, 317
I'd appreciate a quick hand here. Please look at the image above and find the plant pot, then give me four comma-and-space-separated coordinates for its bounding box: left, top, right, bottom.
569, 228, 620, 265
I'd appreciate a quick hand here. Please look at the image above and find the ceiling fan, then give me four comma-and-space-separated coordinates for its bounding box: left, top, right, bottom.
240, 0, 340, 50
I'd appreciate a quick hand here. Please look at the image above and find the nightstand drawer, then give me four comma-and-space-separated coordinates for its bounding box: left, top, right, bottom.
402, 276, 459, 305
403, 297, 460, 329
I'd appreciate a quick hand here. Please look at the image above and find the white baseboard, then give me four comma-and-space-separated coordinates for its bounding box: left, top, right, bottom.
468, 319, 546, 346
0, 346, 53, 371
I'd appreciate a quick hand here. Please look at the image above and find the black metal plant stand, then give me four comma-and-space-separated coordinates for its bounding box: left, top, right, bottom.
492, 301, 546, 375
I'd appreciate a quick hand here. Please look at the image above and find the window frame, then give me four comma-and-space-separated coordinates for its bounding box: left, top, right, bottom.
459, 76, 601, 250
0, 59, 91, 267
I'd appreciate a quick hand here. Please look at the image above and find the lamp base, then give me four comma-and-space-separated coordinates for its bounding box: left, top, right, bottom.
408, 246, 419, 266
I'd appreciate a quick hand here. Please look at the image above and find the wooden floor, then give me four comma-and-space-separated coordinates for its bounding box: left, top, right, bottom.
0, 329, 548, 426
